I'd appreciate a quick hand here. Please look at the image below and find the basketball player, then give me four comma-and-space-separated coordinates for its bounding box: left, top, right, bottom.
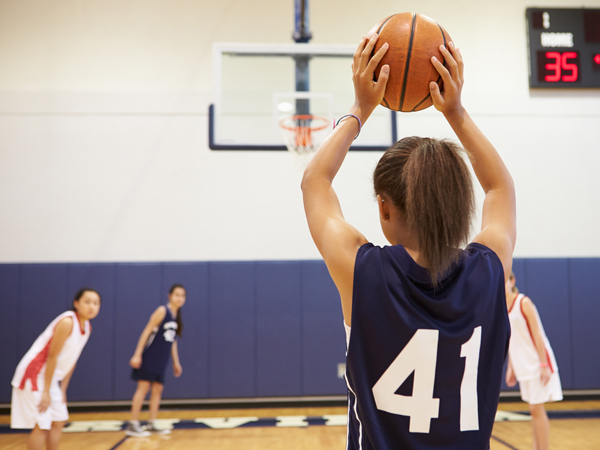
125, 284, 185, 437
505, 272, 562, 450
11, 289, 101, 450
301, 34, 516, 448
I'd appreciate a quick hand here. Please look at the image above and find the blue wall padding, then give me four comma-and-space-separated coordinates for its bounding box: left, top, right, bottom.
255, 262, 302, 397
300, 261, 347, 395
1, 257, 599, 404
66, 264, 116, 401
113, 264, 162, 400
161, 262, 210, 399
523, 259, 573, 389
0, 265, 20, 403
569, 259, 600, 389
208, 263, 256, 398
18, 265, 69, 358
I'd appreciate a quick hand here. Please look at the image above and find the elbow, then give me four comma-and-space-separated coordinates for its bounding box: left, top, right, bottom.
300, 168, 314, 193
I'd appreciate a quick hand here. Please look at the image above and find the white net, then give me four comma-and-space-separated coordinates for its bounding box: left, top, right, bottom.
279, 115, 330, 156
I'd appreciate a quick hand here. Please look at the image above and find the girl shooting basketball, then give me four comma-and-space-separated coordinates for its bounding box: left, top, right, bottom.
505, 272, 562, 450
11, 288, 101, 450
301, 34, 516, 448
126, 284, 185, 437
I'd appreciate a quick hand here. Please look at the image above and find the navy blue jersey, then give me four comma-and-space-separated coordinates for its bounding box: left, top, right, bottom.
139, 305, 178, 377
346, 242, 509, 450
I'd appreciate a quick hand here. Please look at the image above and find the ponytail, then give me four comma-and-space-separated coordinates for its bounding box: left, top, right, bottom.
374, 137, 475, 285
175, 308, 183, 338
169, 284, 185, 338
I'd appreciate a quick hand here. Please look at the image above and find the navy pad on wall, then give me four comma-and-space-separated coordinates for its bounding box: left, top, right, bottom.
255, 262, 302, 397
301, 261, 346, 396
208, 262, 256, 398
66, 264, 116, 401
0, 265, 20, 403
569, 259, 600, 389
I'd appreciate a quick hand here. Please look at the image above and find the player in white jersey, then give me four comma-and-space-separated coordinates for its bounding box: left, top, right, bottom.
505, 272, 562, 450
11, 288, 101, 450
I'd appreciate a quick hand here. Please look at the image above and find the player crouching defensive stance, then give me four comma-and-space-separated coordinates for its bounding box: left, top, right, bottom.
11, 289, 101, 450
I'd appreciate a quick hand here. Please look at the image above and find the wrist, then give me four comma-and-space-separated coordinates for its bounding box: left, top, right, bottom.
540, 362, 549, 368
348, 104, 372, 125
443, 105, 467, 123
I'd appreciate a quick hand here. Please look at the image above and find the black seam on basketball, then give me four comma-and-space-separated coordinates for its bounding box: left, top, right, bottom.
436, 24, 449, 98
399, 13, 417, 111
411, 93, 431, 111
382, 97, 390, 108
411, 24, 446, 111
411, 74, 441, 111
372, 14, 396, 83
377, 14, 395, 34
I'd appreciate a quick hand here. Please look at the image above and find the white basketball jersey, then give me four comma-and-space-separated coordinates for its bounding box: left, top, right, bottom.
507, 294, 558, 381
12, 311, 91, 391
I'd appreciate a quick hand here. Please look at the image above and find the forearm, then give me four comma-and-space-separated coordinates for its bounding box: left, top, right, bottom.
43, 357, 58, 393
133, 328, 152, 357
61, 366, 75, 393
444, 108, 513, 195
532, 335, 548, 366
301, 117, 358, 188
171, 342, 180, 366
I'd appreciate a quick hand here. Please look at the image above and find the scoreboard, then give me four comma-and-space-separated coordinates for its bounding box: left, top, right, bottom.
526, 8, 600, 88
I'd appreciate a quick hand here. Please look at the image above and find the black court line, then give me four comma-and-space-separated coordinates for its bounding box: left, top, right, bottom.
108, 435, 128, 450
490, 434, 520, 450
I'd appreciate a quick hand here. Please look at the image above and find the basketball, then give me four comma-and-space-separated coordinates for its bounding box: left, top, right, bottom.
370, 13, 452, 112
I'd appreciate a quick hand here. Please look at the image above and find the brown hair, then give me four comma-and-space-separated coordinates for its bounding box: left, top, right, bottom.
373, 136, 475, 284
169, 284, 185, 338
509, 271, 519, 294
72, 288, 101, 311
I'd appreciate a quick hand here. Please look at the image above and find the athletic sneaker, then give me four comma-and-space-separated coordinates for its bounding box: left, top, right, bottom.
144, 421, 172, 435
125, 421, 151, 437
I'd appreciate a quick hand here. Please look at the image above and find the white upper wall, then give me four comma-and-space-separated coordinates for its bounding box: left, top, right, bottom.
0, 0, 599, 262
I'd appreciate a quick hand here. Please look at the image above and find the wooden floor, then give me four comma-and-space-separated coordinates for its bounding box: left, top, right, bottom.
1, 401, 599, 449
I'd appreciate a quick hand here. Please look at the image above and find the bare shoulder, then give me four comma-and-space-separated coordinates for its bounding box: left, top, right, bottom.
520, 296, 538, 316
55, 316, 74, 335
472, 226, 514, 281
149, 305, 167, 324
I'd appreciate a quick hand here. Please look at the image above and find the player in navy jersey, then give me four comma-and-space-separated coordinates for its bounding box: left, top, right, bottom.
125, 284, 185, 436
301, 34, 516, 449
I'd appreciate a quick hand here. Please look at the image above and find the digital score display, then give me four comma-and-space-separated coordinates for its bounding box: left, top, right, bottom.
527, 8, 600, 88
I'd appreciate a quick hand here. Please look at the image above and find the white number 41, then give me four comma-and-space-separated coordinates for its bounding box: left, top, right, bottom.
372, 327, 482, 433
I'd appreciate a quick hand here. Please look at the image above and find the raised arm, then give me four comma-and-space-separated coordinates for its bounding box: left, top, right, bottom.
430, 43, 516, 281
301, 34, 389, 325
129, 306, 166, 369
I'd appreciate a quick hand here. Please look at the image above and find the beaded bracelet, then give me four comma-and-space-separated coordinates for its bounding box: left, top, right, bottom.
334, 114, 362, 140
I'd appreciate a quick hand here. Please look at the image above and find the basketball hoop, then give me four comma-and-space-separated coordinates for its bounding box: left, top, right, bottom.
279, 115, 329, 156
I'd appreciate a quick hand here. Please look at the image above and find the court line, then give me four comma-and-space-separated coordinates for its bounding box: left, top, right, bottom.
108, 435, 128, 450
490, 434, 520, 450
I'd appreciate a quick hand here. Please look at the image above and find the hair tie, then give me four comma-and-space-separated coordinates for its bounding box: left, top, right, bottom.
334, 114, 362, 140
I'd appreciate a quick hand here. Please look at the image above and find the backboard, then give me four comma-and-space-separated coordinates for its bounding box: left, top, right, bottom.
209, 43, 397, 151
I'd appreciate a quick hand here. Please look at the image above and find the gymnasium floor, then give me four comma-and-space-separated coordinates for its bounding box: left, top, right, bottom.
1, 400, 599, 449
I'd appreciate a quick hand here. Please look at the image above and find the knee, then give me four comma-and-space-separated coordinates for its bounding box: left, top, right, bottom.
151, 383, 164, 395
136, 381, 151, 395
50, 421, 65, 432
529, 404, 545, 418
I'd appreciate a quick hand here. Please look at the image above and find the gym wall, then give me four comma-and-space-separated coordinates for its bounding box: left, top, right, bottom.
1, 0, 599, 402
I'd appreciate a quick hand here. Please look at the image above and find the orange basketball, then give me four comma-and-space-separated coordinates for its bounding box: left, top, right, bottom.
370, 13, 452, 112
